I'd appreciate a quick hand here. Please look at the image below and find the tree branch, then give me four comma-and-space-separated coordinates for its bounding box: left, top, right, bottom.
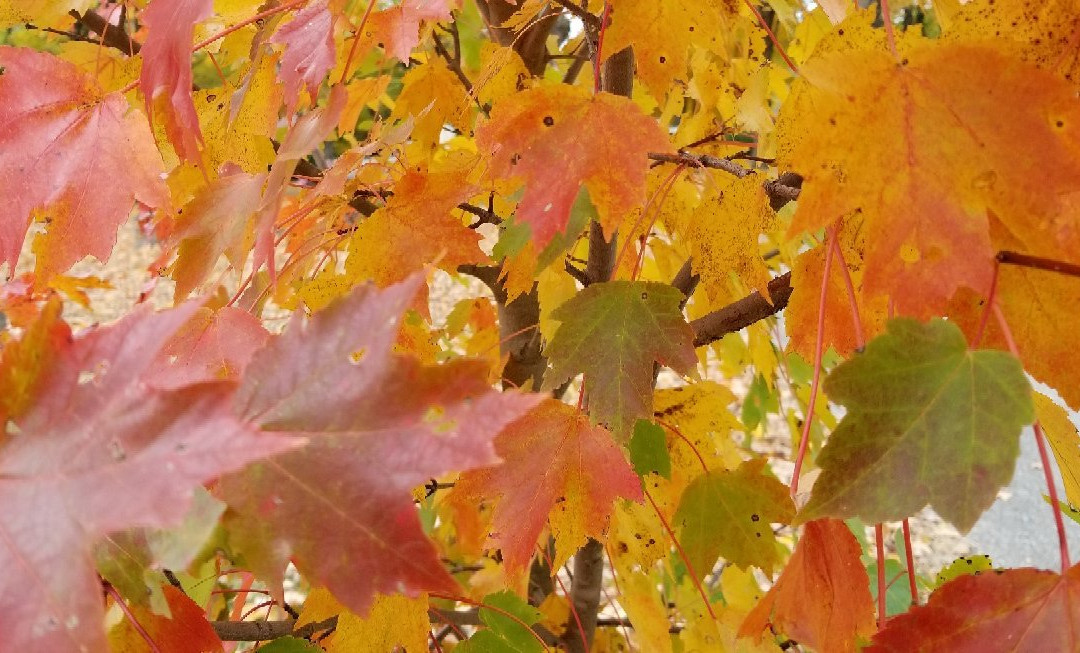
67, 9, 141, 55
689, 271, 793, 347
551, 0, 602, 30
209, 607, 661, 643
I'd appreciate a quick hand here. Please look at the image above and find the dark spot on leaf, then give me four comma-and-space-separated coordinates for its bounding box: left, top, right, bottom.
206, 94, 217, 102
640, 291, 648, 300
543, 116, 555, 127
510, 153, 521, 165
755, 532, 762, 538
901, 58, 909, 66
1057, 120, 1065, 128
618, 542, 629, 553
647, 538, 655, 545
688, 26, 694, 32
838, 29, 845, 36
217, 103, 224, 111
659, 56, 666, 64
634, 533, 643, 539
751, 514, 760, 522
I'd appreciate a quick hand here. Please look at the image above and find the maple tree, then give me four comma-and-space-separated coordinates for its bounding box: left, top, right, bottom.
1, 0, 1079, 650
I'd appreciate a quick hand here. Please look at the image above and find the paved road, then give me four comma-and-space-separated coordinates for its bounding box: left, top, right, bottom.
966, 387, 1080, 570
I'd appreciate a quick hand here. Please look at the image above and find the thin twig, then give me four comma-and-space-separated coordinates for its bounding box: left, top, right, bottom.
996, 251, 1080, 278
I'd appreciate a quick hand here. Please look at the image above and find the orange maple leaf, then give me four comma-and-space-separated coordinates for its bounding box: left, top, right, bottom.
739, 519, 875, 653
783, 42, 1080, 315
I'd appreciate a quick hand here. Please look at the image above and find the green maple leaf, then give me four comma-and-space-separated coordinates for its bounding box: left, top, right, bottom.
543, 281, 697, 438
675, 459, 794, 577
800, 318, 1034, 532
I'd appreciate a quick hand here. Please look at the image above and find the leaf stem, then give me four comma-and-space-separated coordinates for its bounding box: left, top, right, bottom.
742, 0, 798, 73
879, 0, 900, 62
105, 581, 161, 653
340, 0, 379, 84
902, 519, 918, 604
972, 259, 1000, 349
642, 486, 718, 622
657, 418, 710, 474
790, 233, 835, 498
875, 523, 887, 628
992, 304, 1071, 573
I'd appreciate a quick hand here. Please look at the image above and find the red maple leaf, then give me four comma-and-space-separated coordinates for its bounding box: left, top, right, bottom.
0, 303, 299, 651
477, 85, 669, 249
452, 399, 643, 575
218, 275, 543, 613
140, 0, 212, 163
0, 47, 169, 281
107, 585, 222, 652
271, 0, 337, 113
869, 564, 1080, 651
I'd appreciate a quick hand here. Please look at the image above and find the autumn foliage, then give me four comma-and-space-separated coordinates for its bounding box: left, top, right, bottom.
1, 0, 1079, 651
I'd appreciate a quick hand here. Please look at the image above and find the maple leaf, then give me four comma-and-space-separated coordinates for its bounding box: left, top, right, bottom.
271, 0, 337, 113
1033, 392, 1080, 508
781, 42, 1080, 315
945, 0, 1080, 86
192, 55, 282, 176
543, 281, 697, 437
218, 275, 542, 614
684, 173, 777, 305
343, 161, 485, 300
675, 458, 794, 576
294, 588, 431, 652
0, 47, 169, 281
107, 585, 223, 653
163, 167, 265, 300
452, 399, 643, 574
476, 85, 669, 249
368, 0, 457, 62
140, 0, 211, 163
147, 306, 270, 390
0, 303, 298, 651
603, 0, 736, 100
868, 565, 1080, 651
798, 318, 1034, 532
739, 519, 875, 653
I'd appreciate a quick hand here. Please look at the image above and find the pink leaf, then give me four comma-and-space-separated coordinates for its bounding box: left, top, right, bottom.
0, 47, 168, 281
0, 304, 299, 651
140, 0, 212, 163
271, 0, 337, 113
219, 275, 543, 613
